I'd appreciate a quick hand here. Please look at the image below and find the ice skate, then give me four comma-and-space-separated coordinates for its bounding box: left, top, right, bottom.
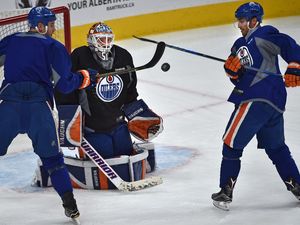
285, 178, 300, 200
212, 179, 235, 211
212, 187, 232, 211
62, 192, 80, 223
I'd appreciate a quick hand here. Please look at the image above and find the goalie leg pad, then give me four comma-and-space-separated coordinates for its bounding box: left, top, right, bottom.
62, 149, 148, 190
112, 123, 133, 156
83, 123, 133, 159
133, 142, 156, 172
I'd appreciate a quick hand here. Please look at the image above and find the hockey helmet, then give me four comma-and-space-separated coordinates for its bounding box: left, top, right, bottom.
28, 6, 56, 28
87, 22, 114, 54
235, 2, 264, 23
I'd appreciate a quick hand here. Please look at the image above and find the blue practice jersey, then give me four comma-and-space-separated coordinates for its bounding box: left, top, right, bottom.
227, 25, 300, 112
0, 32, 82, 101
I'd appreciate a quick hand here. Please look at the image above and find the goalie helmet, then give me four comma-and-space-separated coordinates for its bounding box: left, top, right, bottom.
28, 6, 56, 28
235, 2, 264, 23
87, 22, 115, 60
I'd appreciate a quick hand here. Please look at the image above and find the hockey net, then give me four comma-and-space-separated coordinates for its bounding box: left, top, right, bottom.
0, 6, 71, 81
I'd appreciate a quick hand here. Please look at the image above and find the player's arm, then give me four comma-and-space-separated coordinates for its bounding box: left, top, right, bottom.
279, 36, 300, 87
264, 26, 300, 87
51, 42, 97, 93
122, 99, 163, 142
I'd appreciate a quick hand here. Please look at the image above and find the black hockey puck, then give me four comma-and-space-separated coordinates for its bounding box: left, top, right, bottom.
161, 63, 170, 72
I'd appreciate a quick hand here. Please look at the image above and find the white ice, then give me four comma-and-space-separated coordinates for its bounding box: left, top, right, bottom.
1, 16, 300, 225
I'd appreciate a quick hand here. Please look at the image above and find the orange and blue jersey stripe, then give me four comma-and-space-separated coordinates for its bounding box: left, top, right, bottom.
223, 102, 252, 148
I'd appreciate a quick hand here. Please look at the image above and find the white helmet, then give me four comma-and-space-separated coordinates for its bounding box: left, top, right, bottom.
87, 22, 114, 58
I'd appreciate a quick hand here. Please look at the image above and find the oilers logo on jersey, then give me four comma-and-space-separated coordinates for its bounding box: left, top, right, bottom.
96, 75, 123, 102
237, 46, 253, 66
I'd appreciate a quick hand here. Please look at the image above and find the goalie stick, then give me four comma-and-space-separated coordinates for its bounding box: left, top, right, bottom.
95, 41, 166, 79
80, 137, 163, 191
133, 36, 283, 77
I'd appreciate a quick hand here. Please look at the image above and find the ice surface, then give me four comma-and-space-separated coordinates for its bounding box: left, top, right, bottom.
1, 16, 300, 225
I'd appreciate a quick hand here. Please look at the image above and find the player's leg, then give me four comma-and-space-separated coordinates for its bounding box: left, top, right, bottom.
84, 130, 114, 158
258, 111, 300, 200
0, 101, 20, 155
212, 102, 273, 209
39, 153, 80, 218
112, 122, 133, 156
27, 101, 79, 218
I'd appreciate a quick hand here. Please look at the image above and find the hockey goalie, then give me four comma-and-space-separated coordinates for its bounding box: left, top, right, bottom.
32, 22, 163, 190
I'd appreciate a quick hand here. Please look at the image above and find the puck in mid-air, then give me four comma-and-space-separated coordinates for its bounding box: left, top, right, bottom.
161, 63, 170, 72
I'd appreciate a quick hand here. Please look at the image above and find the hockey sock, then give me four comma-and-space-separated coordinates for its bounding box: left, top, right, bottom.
265, 144, 300, 186
219, 144, 243, 188
40, 153, 73, 197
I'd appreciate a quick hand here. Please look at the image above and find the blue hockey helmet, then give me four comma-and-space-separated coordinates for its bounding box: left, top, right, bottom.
235, 2, 264, 23
28, 6, 56, 28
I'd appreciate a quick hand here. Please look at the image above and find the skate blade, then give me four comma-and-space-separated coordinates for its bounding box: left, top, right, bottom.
213, 200, 230, 211
71, 216, 81, 225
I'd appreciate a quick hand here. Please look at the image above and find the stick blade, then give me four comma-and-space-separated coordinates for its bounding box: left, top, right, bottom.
142, 41, 165, 69
118, 176, 163, 191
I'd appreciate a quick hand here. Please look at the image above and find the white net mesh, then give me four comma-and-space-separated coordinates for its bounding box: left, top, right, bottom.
0, 9, 31, 19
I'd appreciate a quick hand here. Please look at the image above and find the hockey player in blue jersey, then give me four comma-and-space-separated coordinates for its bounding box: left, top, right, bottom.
0, 6, 97, 220
212, 2, 300, 210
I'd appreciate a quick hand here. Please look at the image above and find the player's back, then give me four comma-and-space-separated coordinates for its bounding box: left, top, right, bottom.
1, 32, 57, 86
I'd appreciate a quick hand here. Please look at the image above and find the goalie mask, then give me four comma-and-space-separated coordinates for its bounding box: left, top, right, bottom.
87, 22, 115, 61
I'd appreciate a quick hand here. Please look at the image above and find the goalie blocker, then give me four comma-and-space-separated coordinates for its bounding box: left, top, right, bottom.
57, 105, 82, 147
122, 99, 163, 142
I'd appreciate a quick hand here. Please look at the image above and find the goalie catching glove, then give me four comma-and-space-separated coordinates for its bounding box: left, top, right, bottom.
284, 62, 300, 87
123, 99, 163, 142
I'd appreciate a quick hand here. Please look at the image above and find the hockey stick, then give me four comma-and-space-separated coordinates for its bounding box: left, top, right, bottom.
81, 138, 163, 191
133, 36, 283, 77
95, 41, 166, 79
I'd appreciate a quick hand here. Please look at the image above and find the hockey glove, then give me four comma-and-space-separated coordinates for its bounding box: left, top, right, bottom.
78, 68, 98, 89
123, 99, 163, 142
284, 62, 300, 87
224, 54, 244, 80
